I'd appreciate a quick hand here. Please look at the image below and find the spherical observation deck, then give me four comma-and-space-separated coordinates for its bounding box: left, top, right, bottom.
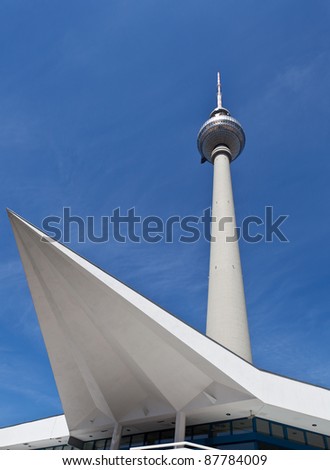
197, 106, 245, 164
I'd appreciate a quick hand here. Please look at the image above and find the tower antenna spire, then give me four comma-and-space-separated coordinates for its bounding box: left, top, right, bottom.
217, 71, 222, 108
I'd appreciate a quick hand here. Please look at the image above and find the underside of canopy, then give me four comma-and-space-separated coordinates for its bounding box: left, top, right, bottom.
8, 210, 330, 441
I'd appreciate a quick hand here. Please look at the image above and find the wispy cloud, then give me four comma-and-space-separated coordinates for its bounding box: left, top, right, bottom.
0, 260, 22, 282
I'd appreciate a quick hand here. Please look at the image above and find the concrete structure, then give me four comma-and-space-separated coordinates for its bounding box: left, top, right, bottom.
197, 73, 251, 362
1, 75, 330, 450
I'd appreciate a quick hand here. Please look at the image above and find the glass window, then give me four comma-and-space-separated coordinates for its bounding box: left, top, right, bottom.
104, 439, 111, 450
119, 436, 131, 450
258, 441, 283, 450
210, 421, 231, 437
325, 437, 330, 449
255, 419, 270, 435
287, 427, 305, 444
145, 432, 160, 446
232, 419, 252, 434
159, 429, 174, 444
192, 424, 209, 440
83, 441, 94, 450
130, 434, 145, 448
185, 426, 192, 440
306, 432, 325, 449
94, 439, 106, 450
271, 423, 284, 439
221, 441, 257, 450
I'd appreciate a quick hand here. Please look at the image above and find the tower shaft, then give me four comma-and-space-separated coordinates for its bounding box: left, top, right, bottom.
206, 147, 252, 362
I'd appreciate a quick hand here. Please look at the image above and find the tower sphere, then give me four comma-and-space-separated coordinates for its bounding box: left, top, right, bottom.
197, 107, 245, 164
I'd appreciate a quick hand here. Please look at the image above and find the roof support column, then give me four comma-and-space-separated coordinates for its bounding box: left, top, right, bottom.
110, 423, 122, 450
174, 411, 186, 443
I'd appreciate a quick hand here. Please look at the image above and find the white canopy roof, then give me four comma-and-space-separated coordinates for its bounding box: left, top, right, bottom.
8, 210, 330, 441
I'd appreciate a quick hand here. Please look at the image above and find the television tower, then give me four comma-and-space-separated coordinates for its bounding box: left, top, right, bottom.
197, 73, 252, 363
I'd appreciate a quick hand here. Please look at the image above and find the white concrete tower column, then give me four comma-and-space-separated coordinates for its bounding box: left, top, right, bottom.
206, 146, 252, 362
197, 73, 252, 362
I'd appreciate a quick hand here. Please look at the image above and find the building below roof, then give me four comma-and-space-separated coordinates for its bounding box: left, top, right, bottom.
1, 211, 329, 450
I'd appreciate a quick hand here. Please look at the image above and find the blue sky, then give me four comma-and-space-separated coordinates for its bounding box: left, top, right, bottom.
1, 0, 330, 427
